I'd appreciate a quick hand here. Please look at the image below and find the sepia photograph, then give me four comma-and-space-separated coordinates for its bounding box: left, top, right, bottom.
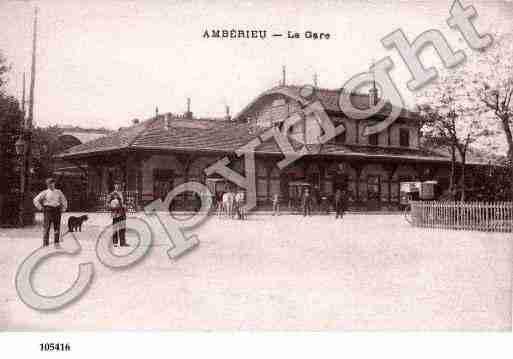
1, 0, 513, 351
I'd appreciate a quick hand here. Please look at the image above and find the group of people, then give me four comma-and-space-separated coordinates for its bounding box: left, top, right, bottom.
33, 178, 127, 248
272, 187, 349, 218
216, 189, 246, 219
33, 178, 349, 248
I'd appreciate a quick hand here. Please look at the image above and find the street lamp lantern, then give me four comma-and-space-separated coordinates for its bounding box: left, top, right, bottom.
15, 135, 26, 156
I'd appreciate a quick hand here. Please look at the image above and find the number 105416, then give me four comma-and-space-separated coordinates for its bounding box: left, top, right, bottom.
40, 343, 71, 351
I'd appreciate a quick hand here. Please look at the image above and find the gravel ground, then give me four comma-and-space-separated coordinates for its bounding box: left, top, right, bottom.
0, 212, 511, 330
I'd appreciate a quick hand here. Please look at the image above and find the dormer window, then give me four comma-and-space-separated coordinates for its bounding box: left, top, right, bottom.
399, 128, 410, 147
369, 133, 378, 146
272, 99, 286, 107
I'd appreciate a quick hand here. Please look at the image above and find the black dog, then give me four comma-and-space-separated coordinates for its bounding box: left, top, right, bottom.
67, 215, 88, 233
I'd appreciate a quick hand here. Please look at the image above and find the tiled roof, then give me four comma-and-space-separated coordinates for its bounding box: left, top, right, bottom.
234, 85, 419, 121
57, 116, 158, 156
60, 131, 110, 144
57, 114, 451, 164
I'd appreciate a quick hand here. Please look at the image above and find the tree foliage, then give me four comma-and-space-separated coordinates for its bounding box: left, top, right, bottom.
474, 33, 513, 165
417, 68, 492, 201
416, 32, 513, 200
0, 52, 24, 224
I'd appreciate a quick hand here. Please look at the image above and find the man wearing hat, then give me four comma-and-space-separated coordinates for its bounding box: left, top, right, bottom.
33, 178, 68, 247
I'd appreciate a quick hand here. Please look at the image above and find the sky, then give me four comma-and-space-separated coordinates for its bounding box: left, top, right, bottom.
0, 0, 512, 130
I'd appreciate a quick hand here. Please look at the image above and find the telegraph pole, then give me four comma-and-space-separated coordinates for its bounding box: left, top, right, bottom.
18, 7, 37, 226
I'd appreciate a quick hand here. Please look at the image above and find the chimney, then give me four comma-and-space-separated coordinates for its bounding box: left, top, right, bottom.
225, 105, 231, 121
281, 65, 286, 86
164, 113, 173, 130
313, 73, 318, 88
185, 97, 193, 119
132, 118, 140, 125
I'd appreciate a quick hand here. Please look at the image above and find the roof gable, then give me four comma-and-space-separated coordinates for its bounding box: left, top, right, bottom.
234, 85, 419, 122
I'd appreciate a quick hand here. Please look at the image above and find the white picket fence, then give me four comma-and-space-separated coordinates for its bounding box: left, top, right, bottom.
408, 201, 513, 232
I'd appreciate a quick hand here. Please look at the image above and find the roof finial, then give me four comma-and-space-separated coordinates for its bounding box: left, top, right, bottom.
225, 104, 231, 120
371, 58, 377, 91
185, 97, 193, 119
155, 106, 159, 118
313, 72, 318, 88
369, 58, 379, 106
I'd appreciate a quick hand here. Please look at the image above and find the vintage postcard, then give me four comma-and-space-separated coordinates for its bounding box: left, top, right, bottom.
0, 0, 512, 342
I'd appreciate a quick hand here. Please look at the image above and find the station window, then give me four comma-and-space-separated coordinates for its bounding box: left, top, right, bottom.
369, 133, 378, 146
399, 128, 410, 147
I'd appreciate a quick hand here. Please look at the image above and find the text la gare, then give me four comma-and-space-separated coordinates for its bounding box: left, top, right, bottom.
288, 31, 331, 40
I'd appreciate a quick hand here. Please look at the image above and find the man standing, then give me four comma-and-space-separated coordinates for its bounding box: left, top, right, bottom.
109, 183, 128, 247
334, 189, 342, 219
302, 187, 312, 217
235, 189, 246, 220
272, 192, 280, 216
33, 178, 68, 247
335, 189, 348, 219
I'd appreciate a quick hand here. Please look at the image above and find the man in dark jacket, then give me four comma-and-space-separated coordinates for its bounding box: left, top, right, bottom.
334, 189, 342, 219
335, 189, 348, 219
302, 187, 312, 217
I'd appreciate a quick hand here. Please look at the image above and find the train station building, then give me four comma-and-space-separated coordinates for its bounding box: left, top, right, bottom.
55, 85, 485, 211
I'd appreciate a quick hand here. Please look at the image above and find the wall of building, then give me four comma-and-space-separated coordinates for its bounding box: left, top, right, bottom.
141, 154, 184, 201
254, 96, 302, 127
83, 150, 451, 211
249, 93, 421, 151
139, 154, 224, 203
389, 122, 419, 148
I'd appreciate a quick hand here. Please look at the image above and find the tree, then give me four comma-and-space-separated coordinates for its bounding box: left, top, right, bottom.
474, 33, 513, 197
0, 51, 10, 91
417, 70, 491, 201
31, 125, 63, 183
0, 51, 24, 225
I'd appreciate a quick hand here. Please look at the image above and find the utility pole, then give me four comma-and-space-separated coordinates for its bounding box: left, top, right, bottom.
22, 72, 26, 119
18, 7, 37, 226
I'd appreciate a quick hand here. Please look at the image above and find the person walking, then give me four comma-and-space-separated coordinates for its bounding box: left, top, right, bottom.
109, 183, 128, 247
272, 193, 280, 216
335, 189, 348, 219
33, 178, 68, 247
227, 189, 235, 218
302, 187, 312, 217
320, 193, 329, 215
216, 190, 225, 217
235, 189, 246, 220
334, 189, 342, 219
